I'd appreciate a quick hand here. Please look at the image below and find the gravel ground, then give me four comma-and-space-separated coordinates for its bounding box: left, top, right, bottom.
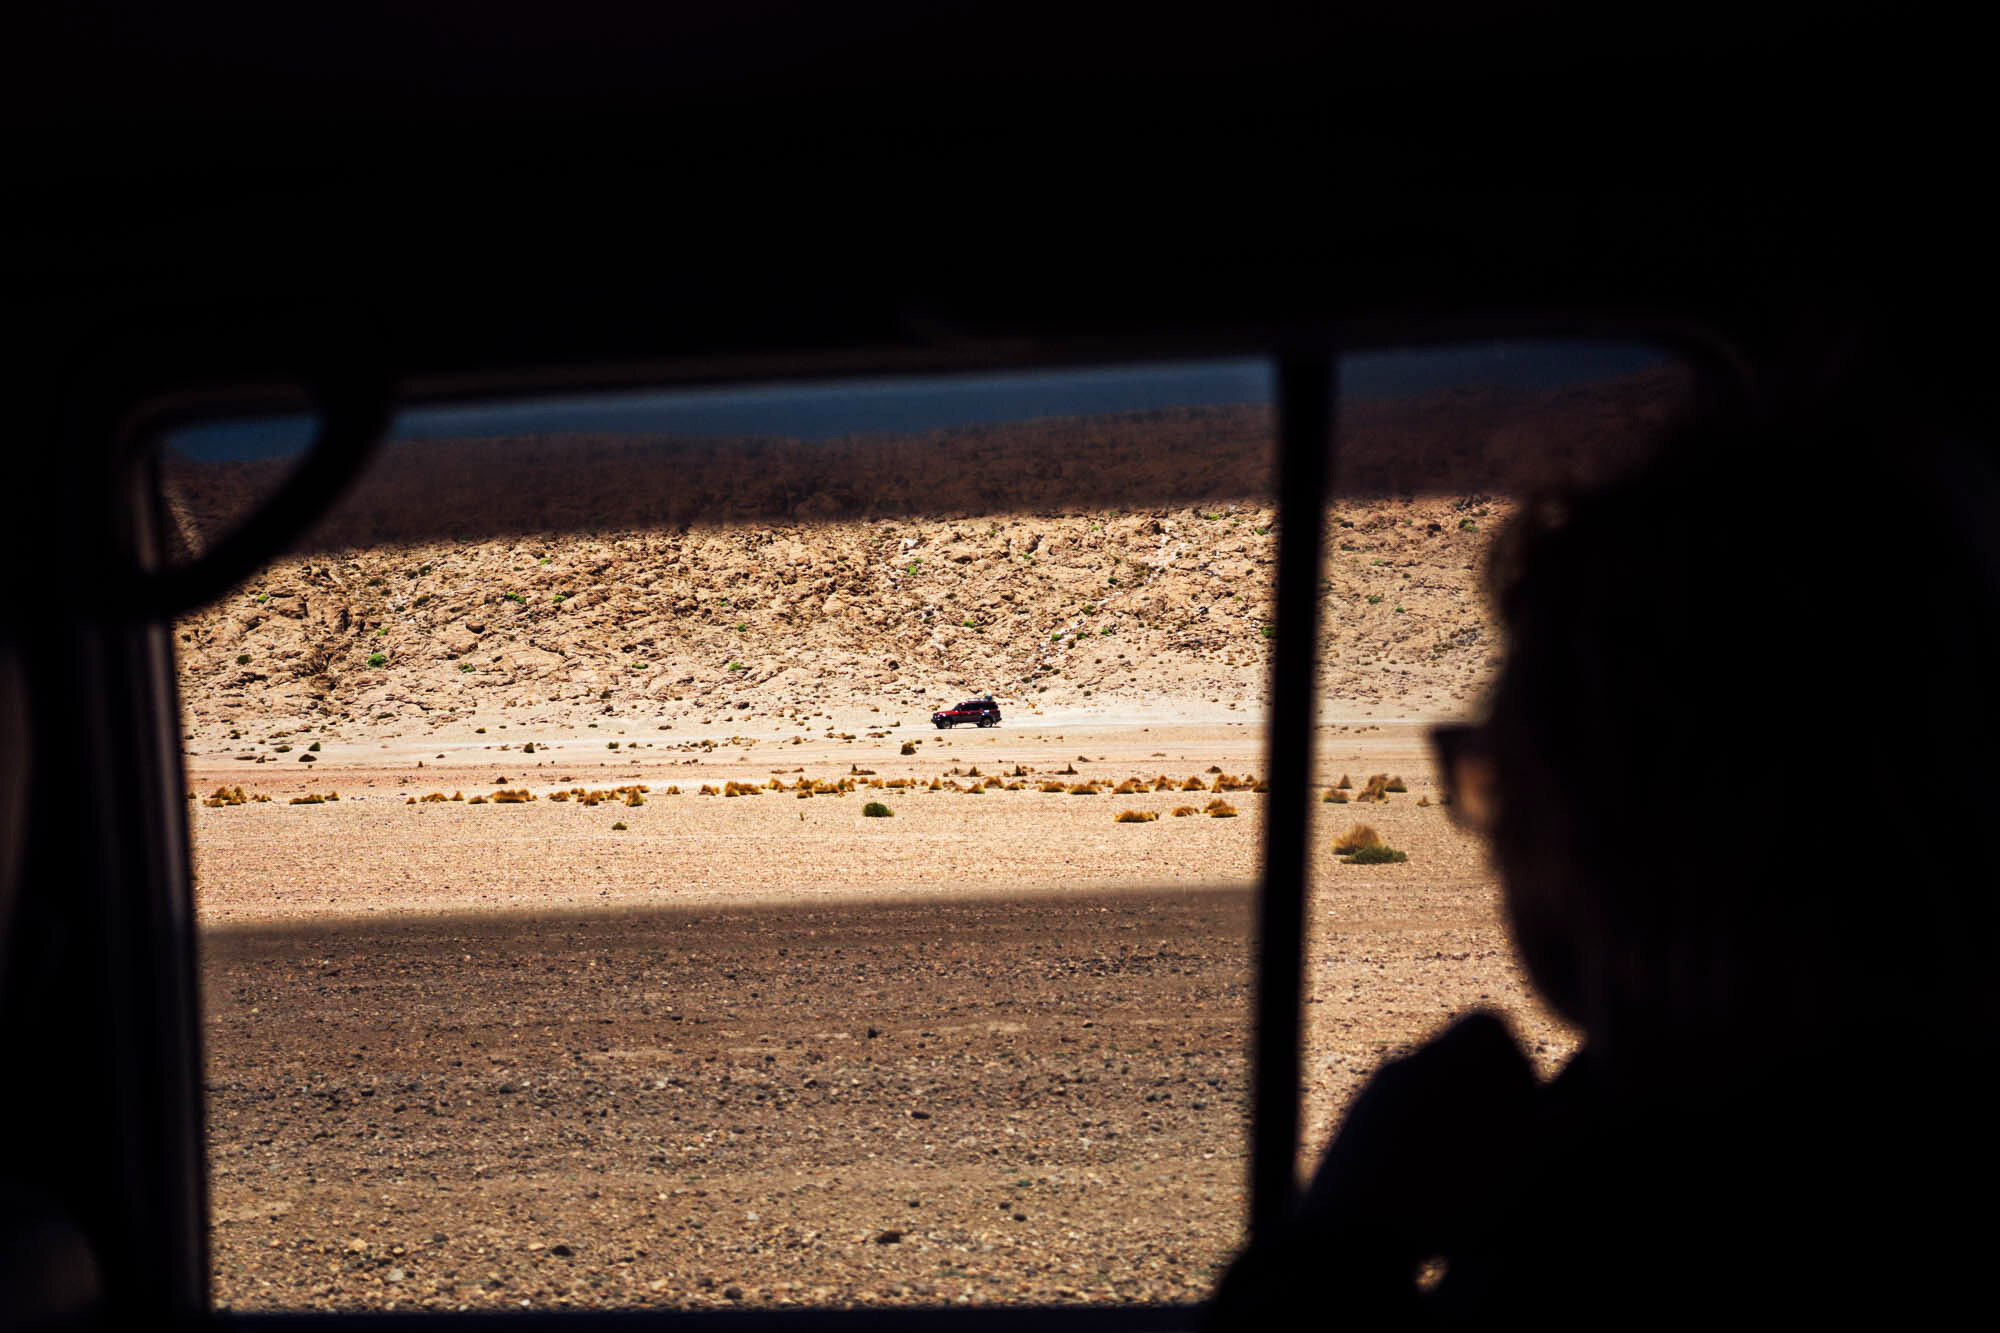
204, 890, 1256, 1312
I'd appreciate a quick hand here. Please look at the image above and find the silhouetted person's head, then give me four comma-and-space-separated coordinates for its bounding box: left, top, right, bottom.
1461, 411, 2000, 1081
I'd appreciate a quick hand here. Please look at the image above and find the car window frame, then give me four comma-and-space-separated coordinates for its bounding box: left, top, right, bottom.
101, 324, 1746, 1330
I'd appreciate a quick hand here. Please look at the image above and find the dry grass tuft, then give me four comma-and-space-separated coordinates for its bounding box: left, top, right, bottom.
1386, 776, 1408, 792
1416, 794, 1430, 807
1336, 774, 1353, 790
1207, 800, 1239, 818
289, 794, 325, 805
797, 789, 812, 799
1331, 824, 1383, 853
1039, 781, 1068, 793
1067, 783, 1098, 795
1152, 776, 1176, 791
1357, 774, 1392, 802
450, 791, 465, 802
547, 790, 570, 802
610, 821, 628, 830
489, 788, 534, 803
1171, 805, 1199, 817
1181, 775, 1207, 791
1322, 786, 1349, 804
624, 790, 644, 806
664, 785, 681, 795
467, 796, 487, 804
1114, 809, 1159, 823
900, 740, 918, 756
1113, 778, 1145, 795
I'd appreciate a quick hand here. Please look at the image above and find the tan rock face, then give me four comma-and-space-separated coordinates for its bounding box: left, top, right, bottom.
175, 495, 1509, 739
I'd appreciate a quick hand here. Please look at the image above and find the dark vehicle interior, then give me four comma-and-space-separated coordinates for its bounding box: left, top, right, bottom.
5, 5, 1991, 1329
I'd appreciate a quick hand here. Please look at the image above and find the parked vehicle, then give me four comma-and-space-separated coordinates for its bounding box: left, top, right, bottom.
932, 699, 1001, 728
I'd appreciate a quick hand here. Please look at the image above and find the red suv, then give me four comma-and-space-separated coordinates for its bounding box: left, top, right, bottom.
932, 699, 1002, 728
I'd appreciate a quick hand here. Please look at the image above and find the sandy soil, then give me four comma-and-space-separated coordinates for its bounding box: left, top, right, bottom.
194, 719, 1575, 1312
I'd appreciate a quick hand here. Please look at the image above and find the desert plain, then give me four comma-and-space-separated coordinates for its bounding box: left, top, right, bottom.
169, 401, 1647, 1311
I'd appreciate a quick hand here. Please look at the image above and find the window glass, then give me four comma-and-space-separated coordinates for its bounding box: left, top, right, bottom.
181, 361, 1276, 1312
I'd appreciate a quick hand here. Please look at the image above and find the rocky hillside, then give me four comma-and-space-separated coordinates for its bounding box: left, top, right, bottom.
174, 494, 1510, 739
172, 368, 1691, 740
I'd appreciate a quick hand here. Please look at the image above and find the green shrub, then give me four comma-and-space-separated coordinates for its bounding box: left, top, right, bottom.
1343, 843, 1408, 865
862, 802, 893, 818
1367, 595, 1383, 605
502, 592, 524, 603
367, 652, 387, 667
1260, 623, 1275, 639
235, 654, 251, 665
459, 662, 475, 672
307, 741, 321, 752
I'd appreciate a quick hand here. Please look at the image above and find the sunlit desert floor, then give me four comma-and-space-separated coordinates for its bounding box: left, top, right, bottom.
193, 717, 1575, 1312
